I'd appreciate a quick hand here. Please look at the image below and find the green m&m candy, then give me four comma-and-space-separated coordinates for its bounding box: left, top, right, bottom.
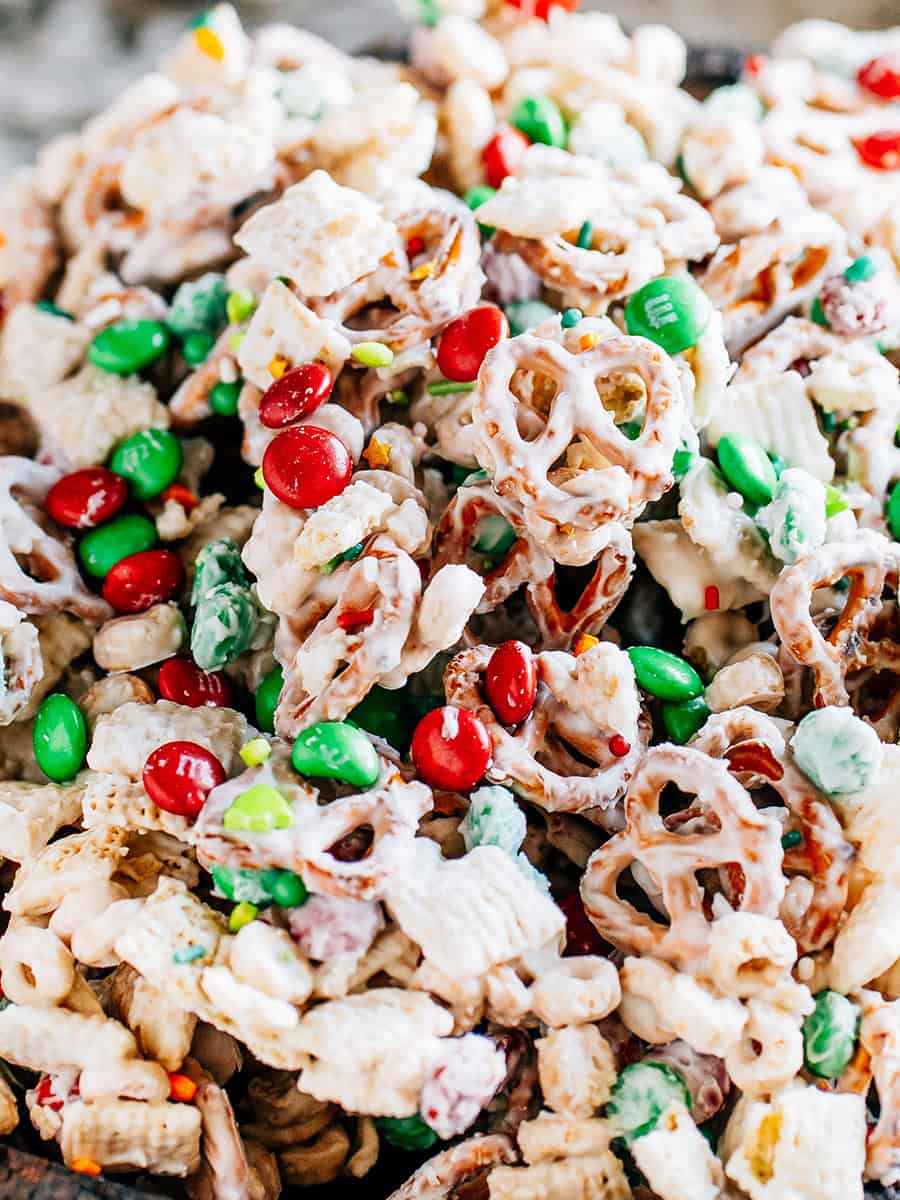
376, 1115, 438, 1151
887, 480, 900, 540
191, 582, 260, 671
88, 319, 170, 375
510, 95, 567, 148
505, 300, 558, 336
182, 330, 216, 366
607, 1062, 692, 1144
291, 721, 380, 788
79, 513, 158, 578
716, 433, 778, 506
802, 990, 860, 1079
624, 277, 712, 356
269, 870, 308, 908
210, 380, 242, 416
350, 685, 411, 752
463, 185, 497, 237
33, 694, 87, 782
255, 664, 284, 733
109, 429, 182, 500
168, 273, 228, 338
661, 696, 711, 745
223, 785, 293, 832
844, 254, 879, 283
627, 647, 704, 702
791, 706, 883, 797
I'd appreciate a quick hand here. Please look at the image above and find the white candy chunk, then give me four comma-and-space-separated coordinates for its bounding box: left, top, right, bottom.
228, 921, 313, 1006
536, 1025, 617, 1117
385, 842, 564, 977
843, 746, 900, 880
633, 1102, 724, 1200
724, 1086, 865, 1200
429, 16, 508, 89
237, 281, 351, 391
293, 479, 428, 569
0, 780, 84, 863
756, 468, 827, 565
807, 342, 900, 416
474, 172, 601, 238
200, 967, 299, 1031
234, 171, 396, 297
830, 881, 900, 995
0, 305, 90, 402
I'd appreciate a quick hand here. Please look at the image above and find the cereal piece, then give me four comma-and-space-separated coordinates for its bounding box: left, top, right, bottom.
87, 700, 249, 780
237, 281, 351, 391
0, 777, 84, 862
61, 1098, 201, 1176
0, 304, 91, 403
536, 1026, 617, 1117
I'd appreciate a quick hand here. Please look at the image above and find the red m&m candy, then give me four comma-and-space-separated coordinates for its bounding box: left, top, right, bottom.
158, 657, 232, 708
858, 56, 900, 101
482, 125, 530, 190
102, 549, 185, 613
258, 362, 333, 429
45, 467, 128, 529
411, 706, 492, 792
505, 0, 578, 19
484, 640, 537, 726
261, 425, 353, 510
142, 740, 225, 817
852, 131, 900, 170
437, 305, 508, 383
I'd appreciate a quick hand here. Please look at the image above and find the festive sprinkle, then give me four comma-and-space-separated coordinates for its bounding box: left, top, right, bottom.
194, 25, 225, 60
406, 236, 425, 257
268, 354, 290, 380
609, 734, 631, 758
240, 738, 272, 767
704, 585, 720, 611
343, 542, 365, 562
228, 901, 258, 932
226, 289, 256, 324
229, 332, 245, 354
559, 523, 576, 536
576, 221, 593, 249
560, 307, 582, 328
409, 261, 436, 282
161, 483, 198, 512
782, 830, 803, 850
168, 1073, 198, 1102
318, 553, 342, 574
254, 467, 265, 489
71, 1158, 102, 1177
388, 388, 409, 405
574, 633, 600, 656
336, 608, 375, 631
351, 341, 394, 368
579, 332, 598, 351
363, 439, 392, 468
173, 944, 206, 964
426, 380, 476, 395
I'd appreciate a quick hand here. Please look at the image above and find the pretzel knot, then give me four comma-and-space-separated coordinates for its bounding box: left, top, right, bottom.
444, 642, 648, 826
580, 745, 785, 967
770, 535, 900, 709
311, 190, 483, 353
195, 750, 431, 901
692, 707, 853, 953
0, 458, 111, 623
472, 333, 684, 538
275, 535, 422, 738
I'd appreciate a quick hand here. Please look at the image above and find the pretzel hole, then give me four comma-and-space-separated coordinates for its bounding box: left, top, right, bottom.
451, 1169, 492, 1200
595, 370, 645, 424
615, 866, 670, 923
13, 550, 59, 584
327, 824, 374, 863
510, 369, 558, 430
344, 299, 403, 332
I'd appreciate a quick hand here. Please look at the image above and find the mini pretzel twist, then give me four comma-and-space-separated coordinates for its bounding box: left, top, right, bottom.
0, 458, 111, 622
473, 333, 684, 536
445, 642, 648, 825
580, 745, 785, 967
386, 1134, 516, 1200
311, 190, 483, 353
770, 535, 900, 708
692, 707, 853, 952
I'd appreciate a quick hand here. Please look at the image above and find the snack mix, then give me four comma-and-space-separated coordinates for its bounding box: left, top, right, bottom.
3, 2, 900, 1197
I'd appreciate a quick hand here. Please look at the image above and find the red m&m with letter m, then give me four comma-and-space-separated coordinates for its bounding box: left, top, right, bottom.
142, 740, 225, 817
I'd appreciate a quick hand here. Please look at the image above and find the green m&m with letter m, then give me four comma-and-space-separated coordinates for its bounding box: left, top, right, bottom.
625, 277, 712, 356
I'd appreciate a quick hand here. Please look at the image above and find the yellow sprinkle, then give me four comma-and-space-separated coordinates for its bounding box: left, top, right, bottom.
254, 467, 265, 489
579, 332, 598, 351
363, 439, 392, 469
559, 523, 576, 536
194, 26, 225, 61
574, 633, 600, 656
748, 1113, 782, 1184
409, 261, 436, 282
240, 738, 271, 767
268, 354, 290, 380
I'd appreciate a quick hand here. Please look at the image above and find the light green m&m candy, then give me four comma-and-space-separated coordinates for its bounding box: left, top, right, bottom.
33, 694, 87, 782
510, 95, 567, 148
802, 990, 860, 1079
191, 582, 260, 671
109, 429, 182, 500
291, 721, 380, 789
78, 513, 158, 578
791, 707, 883, 797
716, 433, 778, 506
88, 319, 170, 375
607, 1062, 692, 1144
627, 646, 704, 702
255, 664, 284, 734
191, 538, 248, 604
223, 784, 293, 832
168, 272, 228, 339
624, 277, 712, 356
460, 785, 526, 856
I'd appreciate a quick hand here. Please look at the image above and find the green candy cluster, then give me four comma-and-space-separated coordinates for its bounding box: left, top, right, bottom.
607, 1062, 692, 1144
791, 707, 883, 797
190, 539, 263, 670
460, 785, 526, 856
802, 990, 860, 1079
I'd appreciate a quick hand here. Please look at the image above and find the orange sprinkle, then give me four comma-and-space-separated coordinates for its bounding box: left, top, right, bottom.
194, 26, 225, 61
409, 261, 436, 282
363, 438, 392, 469
71, 1158, 102, 1177
168, 1073, 198, 1103
574, 633, 600, 656
0, 231, 5, 249
161, 483, 198, 513
579, 333, 598, 351
268, 354, 290, 380
559, 523, 576, 536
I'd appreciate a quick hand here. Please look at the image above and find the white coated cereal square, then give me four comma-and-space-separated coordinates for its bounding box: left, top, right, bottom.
237, 281, 351, 390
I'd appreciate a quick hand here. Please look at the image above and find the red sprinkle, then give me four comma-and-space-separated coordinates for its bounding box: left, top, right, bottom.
406, 236, 425, 258
609, 734, 631, 758
35, 1077, 65, 1111
858, 55, 900, 101
853, 131, 900, 171
482, 125, 531, 190
743, 52, 767, 76
142, 741, 226, 818
336, 608, 375, 632
258, 362, 333, 429
704, 585, 720, 611
102, 549, 185, 613
161, 483, 198, 512
158, 657, 232, 708
437, 305, 508, 383
262, 424, 352, 510
45, 467, 128, 529
411, 706, 492, 792
484, 640, 538, 726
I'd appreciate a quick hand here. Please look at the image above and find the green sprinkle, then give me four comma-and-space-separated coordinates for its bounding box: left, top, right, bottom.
820, 410, 837, 433
781, 830, 803, 850
275, 275, 291, 287
189, 10, 210, 28
173, 945, 206, 964
825, 484, 848, 518
388, 388, 409, 406
560, 308, 583, 328
228, 901, 258, 933
810, 295, 830, 328
254, 467, 265, 489
351, 341, 394, 368
342, 543, 365, 562
229, 332, 245, 354
319, 553, 342, 574
672, 448, 694, 479
226, 289, 257, 325
427, 380, 476, 396
844, 254, 879, 283
576, 221, 593, 250
35, 299, 74, 321
240, 738, 272, 767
